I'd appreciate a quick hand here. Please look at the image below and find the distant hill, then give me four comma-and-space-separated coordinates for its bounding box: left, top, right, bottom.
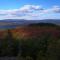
28, 23, 57, 27
0, 19, 60, 29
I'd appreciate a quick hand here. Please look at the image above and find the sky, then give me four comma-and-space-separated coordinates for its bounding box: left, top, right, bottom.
0, 0, 60, 20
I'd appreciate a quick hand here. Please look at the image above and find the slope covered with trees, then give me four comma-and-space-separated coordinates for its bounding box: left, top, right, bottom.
0, 23, 60, 60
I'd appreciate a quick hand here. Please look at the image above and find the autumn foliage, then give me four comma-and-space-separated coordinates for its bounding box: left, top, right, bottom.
0, 23, 60, 60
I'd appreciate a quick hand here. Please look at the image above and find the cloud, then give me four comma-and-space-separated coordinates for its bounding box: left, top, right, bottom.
43, 6, 60, 13
19, 5, 43, 11
52, 6, 60, 13
0, 5, 60, 20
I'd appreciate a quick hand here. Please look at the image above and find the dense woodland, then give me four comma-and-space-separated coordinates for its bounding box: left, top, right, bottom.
0, 23, 60, 60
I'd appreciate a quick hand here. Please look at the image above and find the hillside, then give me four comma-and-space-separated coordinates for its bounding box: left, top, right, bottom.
0, 23, 60, 60
9, 23, 60, 39
0, 23, 60, 39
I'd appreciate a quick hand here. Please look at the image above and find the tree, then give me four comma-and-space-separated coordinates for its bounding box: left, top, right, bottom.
1, 29, 19, 56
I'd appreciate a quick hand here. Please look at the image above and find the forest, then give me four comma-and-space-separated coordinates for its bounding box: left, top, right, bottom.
0, 23, 60, 60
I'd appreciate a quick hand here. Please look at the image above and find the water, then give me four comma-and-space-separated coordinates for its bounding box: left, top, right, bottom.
0, 25, 17, 29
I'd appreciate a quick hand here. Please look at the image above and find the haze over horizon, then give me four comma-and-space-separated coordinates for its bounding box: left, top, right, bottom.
0, 0, 60, 20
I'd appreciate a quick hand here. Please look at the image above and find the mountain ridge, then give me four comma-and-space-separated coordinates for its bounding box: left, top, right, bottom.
0, 19, 60, 29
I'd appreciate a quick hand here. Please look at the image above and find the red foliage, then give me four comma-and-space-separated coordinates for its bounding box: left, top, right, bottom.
10, 27, 60, 39
0, 27, 60, 39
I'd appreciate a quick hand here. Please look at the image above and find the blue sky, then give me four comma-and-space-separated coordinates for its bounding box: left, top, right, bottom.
0, 0, 60, 20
